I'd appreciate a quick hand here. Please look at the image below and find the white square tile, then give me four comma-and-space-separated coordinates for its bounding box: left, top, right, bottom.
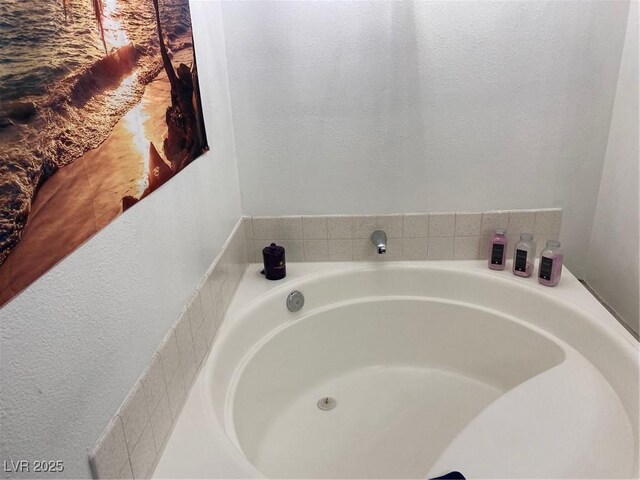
217, 247, 231, 274
129, 424, 156, 480
377, 214, 403, 238
239, 235, 250, 263
429, 213, 455, 237
352, 239, 377, 261
117, 381, 149, 454
479, 236, 491, 259
453, 236, 481, 260
150, 393, 172, 452
206, 310, 220, 347
534, 209, 562, 234
252, 216, 278, 240
238, 230, 250, 258
234, 229, 247, 258
328, 239, 352, 261
243, 217, 254, 241
186, 292, 204, 338
403, 214, 428, 238
219, 276, 237, 313
238, 246, 248, 268
481, 211, 509, 236
158, 330, 180, 385
233, 226, 246, 249
167, 365, 187, 422
278, 239, 304, 262
89, 416, 129, 480
211, 295, 225, 332
206, 266, 224, 298
236, 244, 248, 268
193, 323, 209, 368
378, 238, 403, 261
198, 281, 213, 315
229, 231, 246, 267
351, 215, 377, 239
166, 365, 186, 420
223, 272, 241, 309
428, 237, 454, 260
402, 238, 427, 260
302, 216, 328, 239
180, 350, 198, 390
454, 213, 482, 236
507, 210, 536, 235
303, 239, 328, 261
253, 240, 270, 265
505, 234, 520, 260
117, 460, 134, 479
140, 353, 166, 413
213, 285, 228, 323
245, 240, 256, 263
172, 314, 196, 368
201, 306, 217, 349
202, 294, 217, 333
230, 262, 244, 290
277, 216, 302, 239
327, 216, 353, 239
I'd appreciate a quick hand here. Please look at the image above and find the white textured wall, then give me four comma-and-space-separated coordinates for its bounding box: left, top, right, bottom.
223, 0, 630, 275
0, 1, 241, 477
587, 3, 639, 333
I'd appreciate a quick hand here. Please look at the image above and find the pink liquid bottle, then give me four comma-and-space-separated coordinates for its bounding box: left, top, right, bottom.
538, 240, 563, 287
512, 233, 536, 277
488, 229, 507, 270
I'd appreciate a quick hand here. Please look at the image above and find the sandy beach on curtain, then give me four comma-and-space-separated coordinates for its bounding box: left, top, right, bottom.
0, 48, 192, 304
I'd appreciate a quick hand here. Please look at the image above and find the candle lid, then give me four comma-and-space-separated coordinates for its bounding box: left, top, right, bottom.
263, 243, 285, 255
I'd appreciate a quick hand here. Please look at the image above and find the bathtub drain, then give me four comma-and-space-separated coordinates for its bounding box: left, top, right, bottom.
317, 397, 337, 411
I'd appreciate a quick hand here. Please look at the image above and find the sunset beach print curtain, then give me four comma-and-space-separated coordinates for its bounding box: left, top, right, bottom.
0, 0, 208, 306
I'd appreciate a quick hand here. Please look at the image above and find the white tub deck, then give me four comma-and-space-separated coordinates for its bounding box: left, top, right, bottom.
154, 260, 638, 479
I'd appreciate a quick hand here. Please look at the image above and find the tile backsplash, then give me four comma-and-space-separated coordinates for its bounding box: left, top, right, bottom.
246, 209, 562, 263
89, 219, 248, 479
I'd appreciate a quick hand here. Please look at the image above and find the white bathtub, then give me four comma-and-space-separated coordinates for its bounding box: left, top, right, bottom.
154, 261, 639, 479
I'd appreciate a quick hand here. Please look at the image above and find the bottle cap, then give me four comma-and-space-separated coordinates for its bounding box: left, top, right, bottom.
494, 229, 506, 235
545, 240, 561, 249
520, 233, 534, 241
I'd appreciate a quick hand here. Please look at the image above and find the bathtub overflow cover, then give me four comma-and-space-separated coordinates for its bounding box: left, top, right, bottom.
317, 397, 336, 411
286, 291, 305, 312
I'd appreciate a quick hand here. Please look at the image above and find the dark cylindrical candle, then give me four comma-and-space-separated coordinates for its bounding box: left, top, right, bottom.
262, 243, 286, 280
